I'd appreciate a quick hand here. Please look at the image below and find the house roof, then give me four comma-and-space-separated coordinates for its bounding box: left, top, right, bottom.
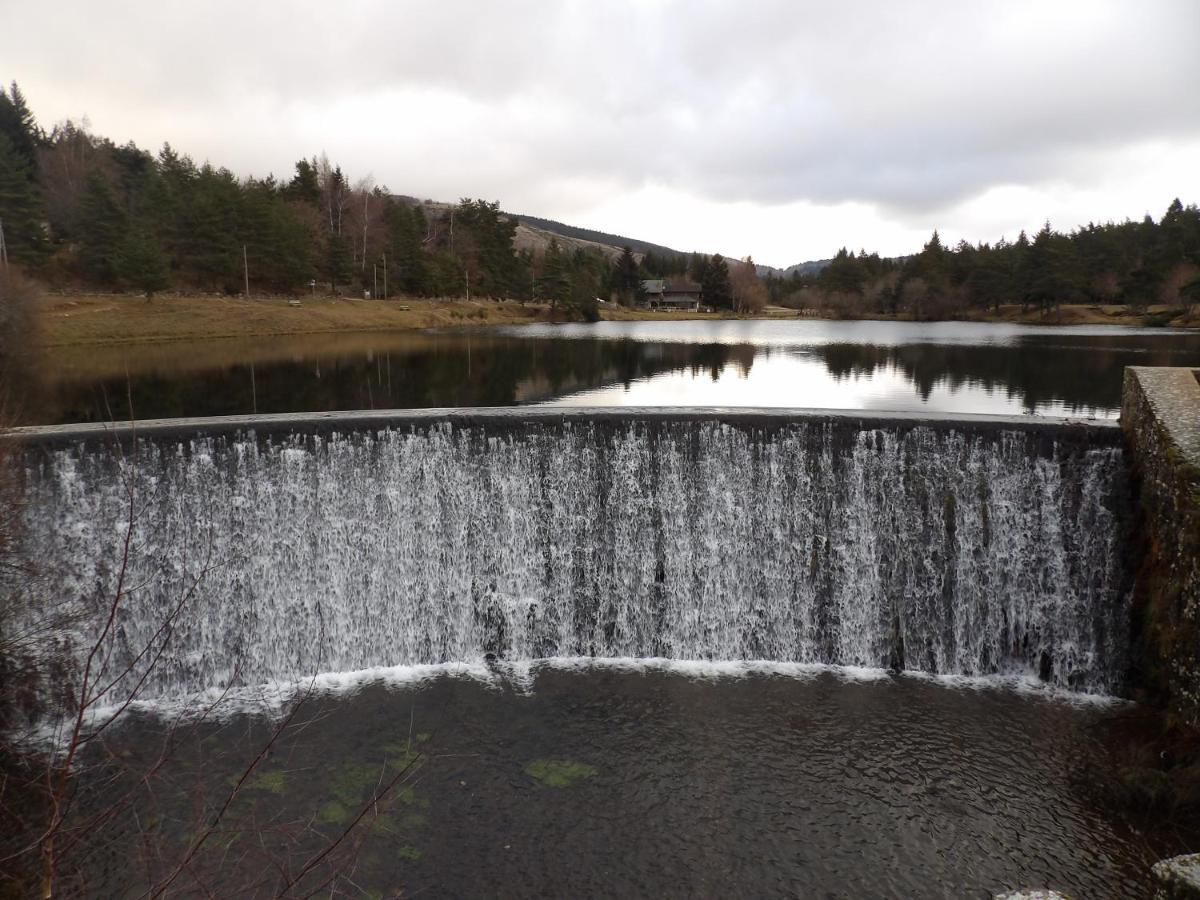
663, 280, 702, 294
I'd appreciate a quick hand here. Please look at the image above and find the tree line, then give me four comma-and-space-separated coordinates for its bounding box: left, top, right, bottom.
9, 80, 1189, 321
1, 82, 761, 320
764, 205, 1200, 319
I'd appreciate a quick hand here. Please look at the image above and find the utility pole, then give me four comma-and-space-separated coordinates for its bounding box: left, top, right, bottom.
381, 251, 388, 300
373, 264, 378, 300
243, 244, 250, 299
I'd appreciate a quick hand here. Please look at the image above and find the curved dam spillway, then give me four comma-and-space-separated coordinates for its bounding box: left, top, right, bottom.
17, 409, 1132, 701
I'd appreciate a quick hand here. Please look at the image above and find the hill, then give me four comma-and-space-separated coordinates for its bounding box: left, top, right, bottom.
756, 259, 833, 278
513, 213, 692, 260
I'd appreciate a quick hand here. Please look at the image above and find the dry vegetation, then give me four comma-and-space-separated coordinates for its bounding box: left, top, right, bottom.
32, 289, 1198, 352
37, 293, 555, 347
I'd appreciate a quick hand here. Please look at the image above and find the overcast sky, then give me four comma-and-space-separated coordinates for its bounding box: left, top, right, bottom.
4, 0, 1198, 267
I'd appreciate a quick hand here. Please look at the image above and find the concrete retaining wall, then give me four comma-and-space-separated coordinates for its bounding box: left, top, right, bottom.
1122, 367, 1200, 726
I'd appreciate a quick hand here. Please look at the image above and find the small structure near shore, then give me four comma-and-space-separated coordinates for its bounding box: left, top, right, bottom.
641, 279, 703, 311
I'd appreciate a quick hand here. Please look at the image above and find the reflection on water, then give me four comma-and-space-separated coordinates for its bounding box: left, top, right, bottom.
30, 320, 1200, 424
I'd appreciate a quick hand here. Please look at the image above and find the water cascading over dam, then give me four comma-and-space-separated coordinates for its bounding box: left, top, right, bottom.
18, 410, 1132, 701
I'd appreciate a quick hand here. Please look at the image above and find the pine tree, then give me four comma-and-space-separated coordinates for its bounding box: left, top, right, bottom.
0, 82, 41, 172
702, 254, 733, 310
614, 246, 640, 305
384, 202, 430, 296
76, 170, 127, 284
820, 248, 866, 294
0, 132, 45, 263
1024, 222, 1077, 313
285, 159, 321, 206
117, 226, 170, 298
540, 239, 571, 312
1122, 267, 1161, 312
325, 232, 352, 292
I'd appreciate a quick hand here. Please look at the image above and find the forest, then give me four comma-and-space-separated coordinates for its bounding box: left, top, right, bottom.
0, 83, 720, 320
2, 80, 1198, 322
762, 205, 1200, 320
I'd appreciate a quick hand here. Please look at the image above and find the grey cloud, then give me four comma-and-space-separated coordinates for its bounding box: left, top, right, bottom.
4, 0, 1198, 223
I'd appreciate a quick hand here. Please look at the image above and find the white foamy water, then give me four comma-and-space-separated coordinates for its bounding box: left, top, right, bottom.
21, 418, 1131, 705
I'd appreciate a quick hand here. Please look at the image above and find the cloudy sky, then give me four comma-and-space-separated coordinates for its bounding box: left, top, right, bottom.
4, 0, 1198, 267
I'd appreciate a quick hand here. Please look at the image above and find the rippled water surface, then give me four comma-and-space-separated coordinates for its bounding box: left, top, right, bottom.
88, 667, 1193, 899
30, 319, 1200, 424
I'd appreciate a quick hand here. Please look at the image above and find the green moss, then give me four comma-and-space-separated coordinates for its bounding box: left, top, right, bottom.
318, 799, 350, 824
524, 758, 598, 788
381, 742, 425, 773
246, 769, 285, 794
225, 768, 285, 794
329, 763, 387, 806
397, 845, 423, 861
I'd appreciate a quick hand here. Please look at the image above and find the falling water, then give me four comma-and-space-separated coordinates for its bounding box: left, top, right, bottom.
20, 416, 1131, 700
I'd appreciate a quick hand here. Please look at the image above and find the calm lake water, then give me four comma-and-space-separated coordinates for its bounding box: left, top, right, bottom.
29, 319, 1200, 425
87, 667, 1194, 899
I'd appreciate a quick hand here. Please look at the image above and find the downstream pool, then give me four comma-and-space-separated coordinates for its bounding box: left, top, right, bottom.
82, 666, 1196, 899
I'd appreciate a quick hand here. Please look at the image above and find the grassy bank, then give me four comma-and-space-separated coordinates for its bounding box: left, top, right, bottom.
38, 293, 562, 347
36, 292, 1196, 348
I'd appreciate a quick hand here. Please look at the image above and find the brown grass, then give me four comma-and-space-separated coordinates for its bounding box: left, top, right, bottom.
37, 293, 557, 347
36, 291, 1197, 350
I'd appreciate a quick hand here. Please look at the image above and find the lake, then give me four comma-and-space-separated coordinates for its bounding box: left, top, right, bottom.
28, 319, 1200, 425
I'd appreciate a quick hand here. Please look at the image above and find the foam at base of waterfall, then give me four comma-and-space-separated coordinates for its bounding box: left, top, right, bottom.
33, 657, 1120, 744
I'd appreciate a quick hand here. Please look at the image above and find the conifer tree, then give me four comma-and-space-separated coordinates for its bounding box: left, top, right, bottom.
76, 170, 127, 284
325, 232, 352, 292
540, 239, 571, 312
702, 254, 733, 309
0, 82, 41, 172
117, 226, 170, 298
0, 132, 45, 263
614, 246, 640, 305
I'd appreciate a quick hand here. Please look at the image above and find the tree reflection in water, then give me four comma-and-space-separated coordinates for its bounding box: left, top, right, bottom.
31, 325, 1200, 425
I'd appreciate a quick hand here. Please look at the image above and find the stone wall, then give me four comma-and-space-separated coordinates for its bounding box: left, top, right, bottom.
1122, 367, 1200, 726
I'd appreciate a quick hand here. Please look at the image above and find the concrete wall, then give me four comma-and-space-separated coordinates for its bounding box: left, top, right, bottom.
1122, 367, 1200, 726
7, 405, 1123, 451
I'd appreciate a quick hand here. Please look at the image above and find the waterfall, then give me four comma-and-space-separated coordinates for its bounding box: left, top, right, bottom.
21, 417, 1132, 700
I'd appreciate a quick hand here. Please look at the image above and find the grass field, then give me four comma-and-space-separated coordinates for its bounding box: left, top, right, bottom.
38, 294, 558, 347
36, 292, 1195, 348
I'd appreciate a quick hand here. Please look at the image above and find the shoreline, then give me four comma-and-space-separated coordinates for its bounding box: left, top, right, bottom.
36, 292, 1198, 349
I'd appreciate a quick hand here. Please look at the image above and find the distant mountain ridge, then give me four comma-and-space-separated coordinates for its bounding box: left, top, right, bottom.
513, 213, 690, 260
401, 196, 833, 275
756, 259, 833, 277
514, 212, 833, 276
